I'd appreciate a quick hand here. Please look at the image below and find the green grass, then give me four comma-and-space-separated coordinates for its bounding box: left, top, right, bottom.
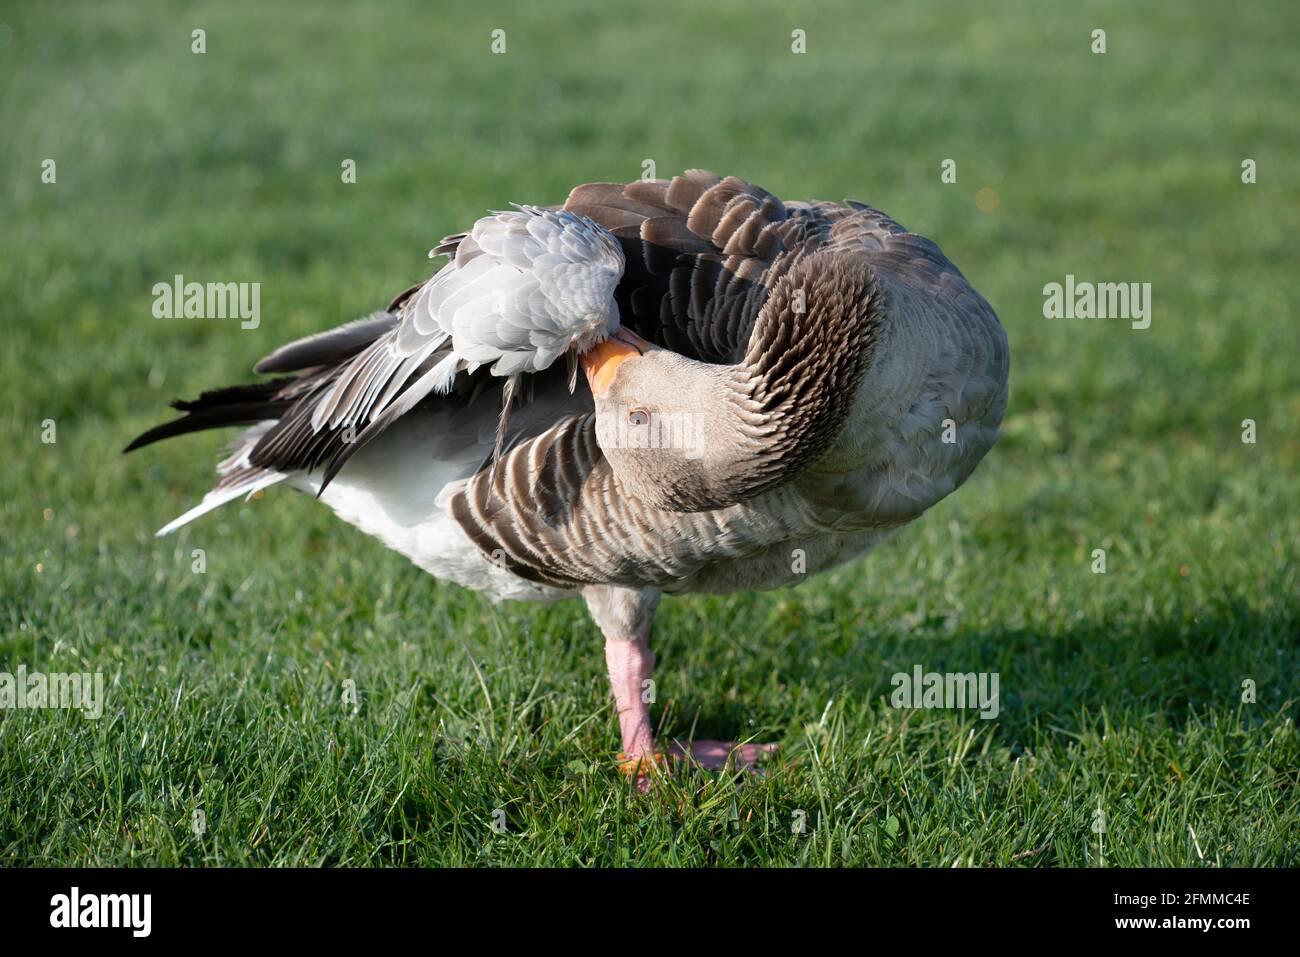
1, 0, 1297, 866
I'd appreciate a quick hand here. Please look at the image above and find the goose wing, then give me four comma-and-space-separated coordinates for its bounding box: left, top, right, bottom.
447, 173, 1008, 590
447, 171, 822, 587
565, 170, 825, 364
238, 206, 624, 489
309, 206, 621, 427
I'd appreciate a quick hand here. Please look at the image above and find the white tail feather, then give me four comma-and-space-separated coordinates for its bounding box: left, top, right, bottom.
155, 471, 286, 536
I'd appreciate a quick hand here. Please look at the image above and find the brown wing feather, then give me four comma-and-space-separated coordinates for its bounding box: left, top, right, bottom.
565, 170, 819, 365
450, 171, 876, 586
448, 414, 764, 589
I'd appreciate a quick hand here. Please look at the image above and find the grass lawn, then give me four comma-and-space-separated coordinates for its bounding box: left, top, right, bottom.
1, 0, 1296, 866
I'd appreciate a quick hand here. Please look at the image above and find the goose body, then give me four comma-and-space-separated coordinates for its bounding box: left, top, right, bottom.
129, 170, 1009, 782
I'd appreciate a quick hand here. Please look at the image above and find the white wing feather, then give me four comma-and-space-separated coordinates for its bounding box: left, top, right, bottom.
312, 206, 623, 433
417, 205, 624, 382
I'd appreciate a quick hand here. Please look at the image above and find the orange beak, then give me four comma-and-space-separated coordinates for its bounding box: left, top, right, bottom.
582, 327, 649, 397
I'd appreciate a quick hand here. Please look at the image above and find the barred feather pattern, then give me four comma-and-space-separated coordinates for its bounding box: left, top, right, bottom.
133, 170, 1007, 602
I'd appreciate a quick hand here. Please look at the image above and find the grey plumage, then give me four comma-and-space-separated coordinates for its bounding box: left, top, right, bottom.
126, 170, 1010, 779
128, 168, 1008, 602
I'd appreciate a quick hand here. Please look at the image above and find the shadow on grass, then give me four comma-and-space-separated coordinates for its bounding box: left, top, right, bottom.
655, 594, 1299, 747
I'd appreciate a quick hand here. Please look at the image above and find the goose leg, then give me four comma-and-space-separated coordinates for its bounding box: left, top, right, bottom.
585, 585, 662, 789
583, 585, 778, 788
603, 629, 660, 783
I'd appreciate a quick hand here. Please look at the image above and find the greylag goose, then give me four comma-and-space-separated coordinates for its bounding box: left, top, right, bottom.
127, 170, 1010, 785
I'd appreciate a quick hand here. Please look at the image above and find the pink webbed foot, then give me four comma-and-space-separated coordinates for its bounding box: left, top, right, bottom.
591, 587, 778, 790
618, 741, 778, 790
667, 739, 779, 772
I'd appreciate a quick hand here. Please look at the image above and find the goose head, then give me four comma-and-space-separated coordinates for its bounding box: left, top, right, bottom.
582, 252, 883, 512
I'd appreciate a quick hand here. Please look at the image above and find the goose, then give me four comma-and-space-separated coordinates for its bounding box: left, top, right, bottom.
127, 170, 1010, 786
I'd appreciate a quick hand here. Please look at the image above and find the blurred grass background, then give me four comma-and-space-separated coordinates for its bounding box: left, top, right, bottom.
0, 0, 1296, 865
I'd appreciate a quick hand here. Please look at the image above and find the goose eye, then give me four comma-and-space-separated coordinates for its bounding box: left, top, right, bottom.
627, 408, 650, 427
